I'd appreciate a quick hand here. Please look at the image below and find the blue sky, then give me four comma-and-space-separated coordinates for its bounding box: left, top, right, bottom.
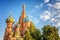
0, 0, 60, 40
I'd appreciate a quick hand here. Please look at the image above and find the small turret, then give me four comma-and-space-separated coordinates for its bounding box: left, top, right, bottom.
15, 24, 20, 30
4, 15, 14, 40
14, 24, 21, 39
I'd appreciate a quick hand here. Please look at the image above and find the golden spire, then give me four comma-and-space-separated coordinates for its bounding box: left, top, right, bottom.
10, 11, 12, 15
21, 5, 26, 18
22, 5, 25, 11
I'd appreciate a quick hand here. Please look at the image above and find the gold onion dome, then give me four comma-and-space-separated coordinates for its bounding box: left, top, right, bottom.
6, 15, 14, 23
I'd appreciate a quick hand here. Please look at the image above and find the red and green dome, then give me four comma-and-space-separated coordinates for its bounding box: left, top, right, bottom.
16, 24, 20, 28
6, 15, 14, 23
23, 16, 30, 22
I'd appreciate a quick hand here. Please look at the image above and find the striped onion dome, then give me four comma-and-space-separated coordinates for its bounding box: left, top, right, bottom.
6, 15, 14, 23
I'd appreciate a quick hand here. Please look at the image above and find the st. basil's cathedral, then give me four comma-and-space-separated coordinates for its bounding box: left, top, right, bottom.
4, 5, 31, 40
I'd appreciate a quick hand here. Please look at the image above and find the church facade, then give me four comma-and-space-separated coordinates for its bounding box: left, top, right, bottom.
4, 5, 31, 40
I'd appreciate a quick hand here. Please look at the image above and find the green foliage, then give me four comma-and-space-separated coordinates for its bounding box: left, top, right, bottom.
29, 22, 41, 40
24, 31, 34, 40
24, 22, 59, 40
31, 29, 41, 40
29, 22, 36, 33
42, 25, 59, 40
59, 37, 60, 40
15, 29, 20, 38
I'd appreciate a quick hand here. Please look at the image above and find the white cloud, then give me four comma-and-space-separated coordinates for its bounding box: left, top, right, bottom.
33, 18, 39, 24
35, 5, 39, 8
55, 13, 60, 18
29, 15, 39, 24
56, 0, 60, 2
39, 3, 43, 7
54, 2, 60, 27
47, 3, 53, 7
44, 0, 50, 3
35, 3, 43, 9
40, 2, 60, 27
29, 15, 33, 21
40, 11, 51, 21
54, 2, 60, 9
29, 15, 33, 18
0, 37, 3, 40
40, 10, 60, 27
50, 18, 55, 22
35, 1, 60, 28
40, 15, 50, 21
44, 11, 51, 16
56, 21, 60, 27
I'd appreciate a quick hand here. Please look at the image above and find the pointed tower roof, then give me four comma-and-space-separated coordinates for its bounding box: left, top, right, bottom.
6, 15, 14, 23
22, 5, 25, 11
19, 5, 26, 24
21, 5, 26, 18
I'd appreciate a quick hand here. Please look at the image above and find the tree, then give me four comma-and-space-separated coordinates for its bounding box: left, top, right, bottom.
42, 25, 59, 40
29, 22, 41, 40
24, 31, 34, 40
32, 28, 41, 40
29, 22, 36, 33
59, 37, 60, 40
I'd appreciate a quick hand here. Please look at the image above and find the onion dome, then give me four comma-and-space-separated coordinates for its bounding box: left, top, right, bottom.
6, 15, 14, 23
16, 24, 20, 28
23, 16, 30, 22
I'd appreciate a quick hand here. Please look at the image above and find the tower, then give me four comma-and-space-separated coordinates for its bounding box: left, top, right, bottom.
18, 5, 26, 37
14, 24, 21, 40
4, 15, 14, 40
18, 5, 31, 37
19, 5, 26, 24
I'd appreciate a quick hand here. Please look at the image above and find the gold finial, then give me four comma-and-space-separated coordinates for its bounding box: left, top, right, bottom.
22, 5, 25, 10
10, 11, 12, 16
